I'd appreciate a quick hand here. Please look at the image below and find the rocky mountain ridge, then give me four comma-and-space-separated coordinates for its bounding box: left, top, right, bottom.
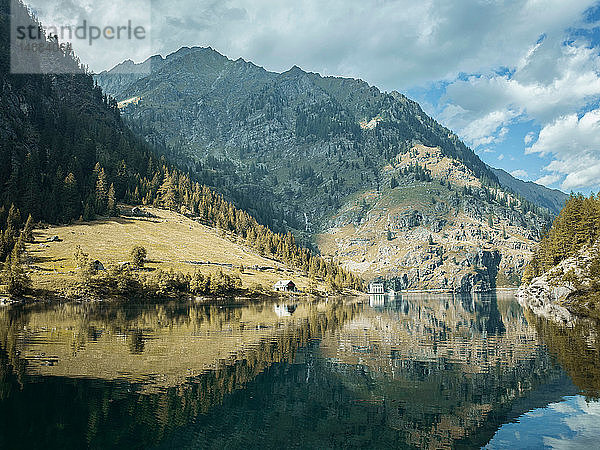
318, 145, 540, 291
95, 47, 562, 290
490, 167, 567, 215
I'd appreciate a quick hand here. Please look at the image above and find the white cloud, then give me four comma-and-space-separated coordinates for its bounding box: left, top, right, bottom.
524, 132, 536, 145
441, 39, 600, 141
145, 0, 596, 91
497, 153, 505, 161
458, 111, 516, 147
510, 169, 528, 179
544, 397, 600, 449
535, 173, 561, 187
527, 109, 600, 190
526, 110, 600, 156
438, 28, 600, 190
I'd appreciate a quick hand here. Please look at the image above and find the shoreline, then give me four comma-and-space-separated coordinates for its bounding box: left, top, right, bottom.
367, 286, 519, 295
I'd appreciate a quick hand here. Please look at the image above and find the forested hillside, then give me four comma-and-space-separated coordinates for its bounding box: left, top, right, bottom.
519, 193, 600, 320
0, 0, 362, 294
523, 194, 600, 283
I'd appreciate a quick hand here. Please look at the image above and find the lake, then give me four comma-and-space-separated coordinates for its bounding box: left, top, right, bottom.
0, 291, 599, 449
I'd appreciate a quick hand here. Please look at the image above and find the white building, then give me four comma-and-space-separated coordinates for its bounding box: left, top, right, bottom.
273, 280, 297, 292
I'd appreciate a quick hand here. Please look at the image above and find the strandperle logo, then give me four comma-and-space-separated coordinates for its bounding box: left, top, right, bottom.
15, 20, 147, 46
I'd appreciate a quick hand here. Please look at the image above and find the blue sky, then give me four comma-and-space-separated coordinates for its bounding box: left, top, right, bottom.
405, 4, 600, 194
28, 0, 600, 193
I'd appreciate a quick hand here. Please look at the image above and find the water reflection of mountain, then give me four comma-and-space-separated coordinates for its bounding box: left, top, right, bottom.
0, 300, 358, 449
0, 294, 596, 449
319, 292, 576, 449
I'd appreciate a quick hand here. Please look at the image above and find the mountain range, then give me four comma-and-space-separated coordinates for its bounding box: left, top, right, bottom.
95, 47, 566, 289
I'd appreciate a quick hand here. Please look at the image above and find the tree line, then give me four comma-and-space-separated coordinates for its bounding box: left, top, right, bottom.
523, 193, 600, 283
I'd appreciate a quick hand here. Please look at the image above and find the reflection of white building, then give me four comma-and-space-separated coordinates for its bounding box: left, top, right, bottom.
369, 294, 386, 307
368, 278, 397, 307
273, 304, 297, 317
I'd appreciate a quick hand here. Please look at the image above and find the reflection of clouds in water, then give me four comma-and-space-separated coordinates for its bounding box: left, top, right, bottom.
544, 397, 600, 449
549, 400, 577, 414
486, 396, 600, 449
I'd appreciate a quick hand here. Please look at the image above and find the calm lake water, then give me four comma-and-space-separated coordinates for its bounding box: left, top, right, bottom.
0, 291, 599, 449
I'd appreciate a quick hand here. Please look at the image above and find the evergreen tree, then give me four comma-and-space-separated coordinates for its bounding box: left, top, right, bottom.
1, 239, 31, 296
6, 204, 21, 237
107, 183, 118, 216
22, 214, 34, 243
63, 173, 80, 221
95, 167, 108, 215
130, 245, 147, 268
157, 173, 178, 210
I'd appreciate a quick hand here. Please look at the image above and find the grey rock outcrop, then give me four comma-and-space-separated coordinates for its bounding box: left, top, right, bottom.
517, 277, 575, 324
518, 241, 600, 323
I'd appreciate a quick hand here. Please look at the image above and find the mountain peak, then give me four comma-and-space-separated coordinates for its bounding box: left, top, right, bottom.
283, 65, 306, 76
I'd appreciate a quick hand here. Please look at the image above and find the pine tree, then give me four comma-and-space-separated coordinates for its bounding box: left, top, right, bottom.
23, 214, 34, 243
130, 245, 147, 268
1, 240, 31, 296
107, 183, 118, 216
63, 173, 80, 222
95, 167, 108, 215
83, 195, 95, 221
157, 173, 177, 210
6, 204, 21, 237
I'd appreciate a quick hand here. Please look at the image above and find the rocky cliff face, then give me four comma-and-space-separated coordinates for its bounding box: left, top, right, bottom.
317, 145, 539, 291
518, 241, 600, 323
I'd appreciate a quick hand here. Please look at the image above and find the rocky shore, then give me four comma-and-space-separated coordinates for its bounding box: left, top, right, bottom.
518, 241, 600, 323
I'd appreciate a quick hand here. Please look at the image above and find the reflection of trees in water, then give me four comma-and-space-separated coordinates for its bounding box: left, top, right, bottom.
157, 339, 574, 450
526, 309, 600, 399
0, 300, 359, 449
0, 308, 29, 394
318, 292, 572, 449
128, 330, 146, 354
323, 348, 568, 449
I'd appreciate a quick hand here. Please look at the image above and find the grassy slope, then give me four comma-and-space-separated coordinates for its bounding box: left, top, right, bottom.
26, 207, 319, 295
